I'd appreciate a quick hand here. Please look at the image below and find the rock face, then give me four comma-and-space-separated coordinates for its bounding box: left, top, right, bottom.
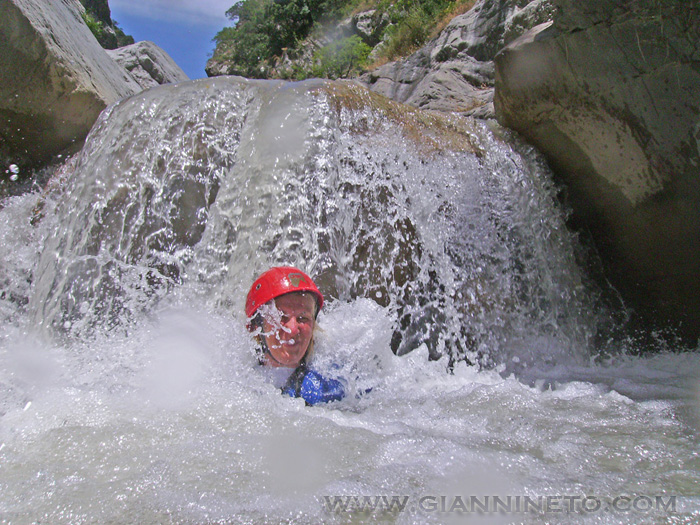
0, 0, 141, 170
494, 0, 700, 342
352, 10, 390, 47
360, 0, 555, 116
107, 41, 189, 90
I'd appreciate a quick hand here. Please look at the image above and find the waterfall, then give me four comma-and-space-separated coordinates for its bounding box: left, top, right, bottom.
27, 76, 599, 367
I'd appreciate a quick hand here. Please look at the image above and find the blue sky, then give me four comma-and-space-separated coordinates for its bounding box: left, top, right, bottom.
109, 0, 235, 79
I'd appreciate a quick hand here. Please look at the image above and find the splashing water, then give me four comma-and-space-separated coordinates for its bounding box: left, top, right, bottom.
1, 78, 699, 523
27, 78, 598, 366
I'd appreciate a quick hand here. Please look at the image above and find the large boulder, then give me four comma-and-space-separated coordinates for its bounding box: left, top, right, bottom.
107, 41, 189, 90
360, 0, 555, 116
494, 0, 700, 343
0, 0, 141, 171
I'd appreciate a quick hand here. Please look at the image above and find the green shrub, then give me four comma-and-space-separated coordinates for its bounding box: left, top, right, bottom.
81, 12, 134, 49
312, 36, 371, 78
82, 11, 102, 34
214, 0, 370, 78
213, 0, 273, 77
114, 22, 135, 47
382, 5, 430, 60
212, 0, 466, 78
82, 11, 116, 49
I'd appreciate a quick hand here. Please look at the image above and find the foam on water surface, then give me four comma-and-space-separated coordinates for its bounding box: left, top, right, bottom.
1, 296, 699, 523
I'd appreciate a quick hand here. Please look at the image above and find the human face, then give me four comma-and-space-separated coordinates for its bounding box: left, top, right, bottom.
261, 292, 316, 368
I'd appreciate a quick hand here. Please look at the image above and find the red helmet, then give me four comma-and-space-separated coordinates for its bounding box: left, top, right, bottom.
245, 266, 324, 318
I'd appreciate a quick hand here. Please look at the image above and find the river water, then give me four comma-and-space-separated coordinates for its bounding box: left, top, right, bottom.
1, 78, 698, 523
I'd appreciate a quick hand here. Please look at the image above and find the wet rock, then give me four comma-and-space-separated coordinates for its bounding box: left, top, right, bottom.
494, 0, 700, 343
107, 41, 189, 90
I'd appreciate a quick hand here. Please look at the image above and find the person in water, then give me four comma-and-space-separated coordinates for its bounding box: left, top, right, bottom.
246, 266, 345, 405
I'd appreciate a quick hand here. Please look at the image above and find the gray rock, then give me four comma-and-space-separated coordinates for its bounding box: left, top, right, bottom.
205, 58, 231, 78
353, 10, 376, 41
494, 0, 700, 342
353, 10, 390, 46
360, 0, 554, 115
364, 49, 495, 114
0, 0, 140, 169
107, 41, 189, 90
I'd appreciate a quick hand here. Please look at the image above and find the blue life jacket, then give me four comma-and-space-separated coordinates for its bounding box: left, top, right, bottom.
281, 364, 345, 405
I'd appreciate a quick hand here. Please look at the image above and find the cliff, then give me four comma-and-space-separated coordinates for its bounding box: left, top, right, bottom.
360, 0, 555, 116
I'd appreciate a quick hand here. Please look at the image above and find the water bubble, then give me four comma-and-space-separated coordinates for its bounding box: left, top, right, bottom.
8, 164, 19, 181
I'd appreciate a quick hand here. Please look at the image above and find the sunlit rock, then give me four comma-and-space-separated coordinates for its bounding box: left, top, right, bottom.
0, 0, 140, 170
360, 0, 555, 116
352, 10, 390, 47
107, 41, 190, 90
494, 0, 700, 343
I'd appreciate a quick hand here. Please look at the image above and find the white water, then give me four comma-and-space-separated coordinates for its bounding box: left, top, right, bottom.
1, 78, 699, 523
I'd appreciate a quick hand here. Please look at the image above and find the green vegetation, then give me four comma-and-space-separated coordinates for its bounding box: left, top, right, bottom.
211, 0, 476, 79
382, 4, 430, 60
312, 36, 372, 79
378, 0, 478, 60
81, 11, 134, 50
212, 0, 350, 77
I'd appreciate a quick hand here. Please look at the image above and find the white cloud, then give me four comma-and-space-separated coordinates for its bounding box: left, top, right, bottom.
110, 0, 235, 27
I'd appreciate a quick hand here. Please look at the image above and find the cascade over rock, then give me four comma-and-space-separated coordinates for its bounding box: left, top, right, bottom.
494, 0, 700, 342
360, 0, 555, 116
107, 41, 189, 90
31, 77, 596, 364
